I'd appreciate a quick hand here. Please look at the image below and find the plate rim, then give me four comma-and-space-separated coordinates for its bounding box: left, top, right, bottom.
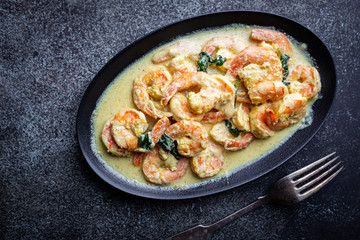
76, 10, 337, 200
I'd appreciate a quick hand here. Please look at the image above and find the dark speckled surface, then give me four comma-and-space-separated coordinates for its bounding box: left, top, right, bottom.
1, 1, 359, 239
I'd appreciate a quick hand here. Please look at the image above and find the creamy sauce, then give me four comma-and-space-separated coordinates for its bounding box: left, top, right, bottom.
91, 25, 315, 188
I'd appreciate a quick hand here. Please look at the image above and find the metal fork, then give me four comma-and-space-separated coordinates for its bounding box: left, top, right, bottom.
166, 152, 342, 240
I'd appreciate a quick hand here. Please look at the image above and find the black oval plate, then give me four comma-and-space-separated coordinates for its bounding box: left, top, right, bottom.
76, 11, 336, 199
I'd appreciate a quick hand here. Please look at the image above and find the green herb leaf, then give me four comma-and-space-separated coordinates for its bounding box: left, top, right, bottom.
158, 133, 181, 160
169, 147, 181, 160
197, 52, 211, 73
234, 78, 240, 106
158, 133, 175, 151
138, 132, 152, 151
197, 52, 226, 73
279, 50, 291, 86
225, 119, 245, 137
213, 55, 227, 66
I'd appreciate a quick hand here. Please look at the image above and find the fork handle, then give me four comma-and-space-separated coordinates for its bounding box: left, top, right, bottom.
167, 195, 270, 240
207, 195, 270, 232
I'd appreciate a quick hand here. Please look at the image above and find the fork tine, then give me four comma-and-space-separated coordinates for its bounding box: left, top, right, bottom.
293, 156, 339, 184
286, 152, 336, 180
298, 165, 343, 201
297, 160, 341, 192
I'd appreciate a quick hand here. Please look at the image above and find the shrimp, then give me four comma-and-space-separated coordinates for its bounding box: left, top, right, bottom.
133, 152, 145, 167
161, 72, 234, 115
249, 104, 274, 139
227, 46, 283, 88
166, 56, 197, 79
235, 81, 251, 104
101, 117, 131, 157
169, 93, 205, 121
132, 117, 170, 166
201, 36, 245, 72
201, 110, 227, 123
247, 80, 289, 105
133, 67, 173, 119
287, 65, 321, 99
250, 29, 293, 56
266, 93, 308, 131
142, 147, 189, 185
111, 109, 149, 152
191, 142, 224, 178
165, 120, 208, 157
232, 103, 251, 132
201, 75, 236, 123
150, 116, 171, 144
210, 121, 255, 151
152, 40, 201, 64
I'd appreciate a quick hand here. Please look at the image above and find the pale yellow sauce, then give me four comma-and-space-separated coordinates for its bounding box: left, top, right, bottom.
91, 25, 314, 188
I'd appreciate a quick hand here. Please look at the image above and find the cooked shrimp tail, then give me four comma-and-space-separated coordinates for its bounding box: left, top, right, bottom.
133, 152, 146, 167
224, 132, 255, 151
101, 118, 131, 157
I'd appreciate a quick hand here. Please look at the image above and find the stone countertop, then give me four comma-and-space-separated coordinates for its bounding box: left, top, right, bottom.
1, 1, 359, 239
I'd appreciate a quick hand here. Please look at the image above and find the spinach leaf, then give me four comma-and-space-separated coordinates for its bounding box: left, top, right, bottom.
197, 52, 211, 72
279, 50, 291, 86
234, 78, 240, 106
213, 55, 227, 66
197, 52, 226, 73
158, 133, 175, 151
169, 147, 181, 160
138, 132, 152, 151
225, 119, 245, 137
158, 133, 181, 160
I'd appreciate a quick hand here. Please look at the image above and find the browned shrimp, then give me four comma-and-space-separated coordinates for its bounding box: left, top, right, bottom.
111, 109, 149, 152
232, 103, 251, 132
227, 47, 283, 100
142, 147, 189, 185
248, 80, 289, 105
250, 29, 293, 56
249, 104, 274, 139
191, 142, 224, 178
165, 120, 208, 157
161, 72, 234, 117
169, 93, 205, 121
287, 65, 321, 99
132, 117, 170, 166
266, 93, 308, 131
201, 36, 245, 72
101, 117, 131, 157
133, 67, 173, 119
210, 121, 255, 151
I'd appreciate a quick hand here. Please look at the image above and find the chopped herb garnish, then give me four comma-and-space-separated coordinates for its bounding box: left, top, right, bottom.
225, 119, 245, 137
279, 50, 291, 86
138, 132, 152, 151
197, 52, 226, 73
158, 133, 181, 160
